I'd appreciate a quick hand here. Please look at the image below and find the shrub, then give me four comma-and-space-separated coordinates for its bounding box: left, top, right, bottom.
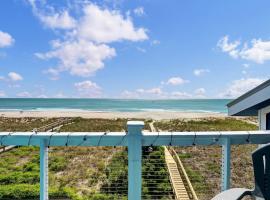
0, 172, 39, 184
49, 156, 67, 172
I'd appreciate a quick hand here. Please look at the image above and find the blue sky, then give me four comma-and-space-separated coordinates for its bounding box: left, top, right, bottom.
0, 0, 269, 99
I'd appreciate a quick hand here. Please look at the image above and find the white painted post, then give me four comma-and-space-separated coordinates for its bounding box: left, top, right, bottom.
127, 121, 144, 200
221, 137, 231, 191
40, 139, 49, 200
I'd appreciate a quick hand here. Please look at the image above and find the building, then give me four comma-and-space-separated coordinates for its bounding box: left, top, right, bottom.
227, 79, 270, 130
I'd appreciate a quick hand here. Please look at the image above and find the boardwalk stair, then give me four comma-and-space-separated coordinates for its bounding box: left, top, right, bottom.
164, 146, 190, 200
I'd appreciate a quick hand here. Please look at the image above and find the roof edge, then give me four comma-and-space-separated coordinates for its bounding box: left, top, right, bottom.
227, 79, 270, 107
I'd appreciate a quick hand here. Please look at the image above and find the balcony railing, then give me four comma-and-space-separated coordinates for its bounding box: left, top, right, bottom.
0, 121, 270, 200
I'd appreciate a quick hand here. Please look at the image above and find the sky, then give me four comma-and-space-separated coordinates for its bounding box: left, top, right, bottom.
0, 0, 270, 99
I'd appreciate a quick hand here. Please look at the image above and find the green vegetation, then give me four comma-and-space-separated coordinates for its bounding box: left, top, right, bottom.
155, 118, 258, 200
141, 146, 174, 199
0, 117, 258, 200
60, 118, 127, 132
60, 117, 152, 132
0, 118, 154, 200
100, 146, 174, 199
0, 117, 59, 132
178, 152, 192, 159
154, 117, 257, 131
0, 146, 78, 199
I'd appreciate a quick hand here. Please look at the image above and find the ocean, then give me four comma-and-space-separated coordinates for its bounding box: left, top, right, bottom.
0, 98, 231, 113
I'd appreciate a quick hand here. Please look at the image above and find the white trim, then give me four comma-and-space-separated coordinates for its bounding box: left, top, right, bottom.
259, 105, 270, 130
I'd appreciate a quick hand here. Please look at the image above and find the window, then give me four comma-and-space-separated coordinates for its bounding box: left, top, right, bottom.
267, 113, 270, 130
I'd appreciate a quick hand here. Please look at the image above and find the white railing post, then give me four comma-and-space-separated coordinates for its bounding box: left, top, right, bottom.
127, 121, 144, 200
221, 137, 231, 191
40, 139, 49, 200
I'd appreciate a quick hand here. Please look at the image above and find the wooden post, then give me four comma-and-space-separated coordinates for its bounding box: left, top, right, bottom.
127, 121, 144, 200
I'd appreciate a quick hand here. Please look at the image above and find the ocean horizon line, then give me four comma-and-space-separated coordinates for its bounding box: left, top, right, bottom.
0, 98, 230, 113
0, 97, 233, 101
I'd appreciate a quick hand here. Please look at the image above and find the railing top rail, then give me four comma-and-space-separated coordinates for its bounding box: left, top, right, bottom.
0, 130, 269, 136
0, 130, 270, 147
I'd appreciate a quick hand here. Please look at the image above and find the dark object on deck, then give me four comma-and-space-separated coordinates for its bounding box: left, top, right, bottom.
267, 113, 270, 130
212, 144, 270, 200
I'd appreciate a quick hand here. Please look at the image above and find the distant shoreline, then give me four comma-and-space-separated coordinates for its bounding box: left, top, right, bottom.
0, 110, 227, 120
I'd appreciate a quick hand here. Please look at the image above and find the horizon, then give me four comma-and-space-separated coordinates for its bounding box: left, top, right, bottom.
0, 1, 270, 99
0, 97, 232, 100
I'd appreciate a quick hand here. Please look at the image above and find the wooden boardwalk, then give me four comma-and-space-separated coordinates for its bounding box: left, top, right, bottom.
149, 121, 192, 200
164, 147, 190, 200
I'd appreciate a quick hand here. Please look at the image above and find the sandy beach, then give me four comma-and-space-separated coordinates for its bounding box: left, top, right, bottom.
0, 110, 227, 120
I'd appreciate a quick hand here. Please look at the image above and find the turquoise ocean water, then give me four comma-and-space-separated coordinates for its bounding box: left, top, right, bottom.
0, 98, 231, 113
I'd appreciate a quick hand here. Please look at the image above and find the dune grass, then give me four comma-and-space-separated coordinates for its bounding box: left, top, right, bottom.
0, 117, 57, 132
154, 117, 258, 200
0, 117, 258, 200
59, 118, 152, 132
154, 117, 257, 132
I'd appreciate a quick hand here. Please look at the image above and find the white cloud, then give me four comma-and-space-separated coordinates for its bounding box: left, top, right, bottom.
32, 2, 148, 77
242, 63, 249, 68
171, 91, 191, 99
136, 87, 162, 95
217, 35, 240, 58
74, 80, 102, 97
121, 90, 139, 99
43, 68, 60, 80
218, 36, 270, 64
0, 31, 15, 48
0, 91, 6, 97
133, 7, 144, 16
37, 40, 116, 77
137, 47, 146, 53
8, 72, 23, 81
17, 91, 31, 98
238, 39, 270, 64
37, 94, 48, 98
193, 69, 210, 76
194, 88, 206, 97
28, 0, 76, 29
78, 4, 148, 43
121, 87, 195, 99
166, 77, 189, 86
8, 84, 21, 88
120, 90, 139, 99
151, 40, 160, 46
121, 87, 163, 99
54, 92, 66, 98
39, 11, 76, 29
219, 78, 265, 98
